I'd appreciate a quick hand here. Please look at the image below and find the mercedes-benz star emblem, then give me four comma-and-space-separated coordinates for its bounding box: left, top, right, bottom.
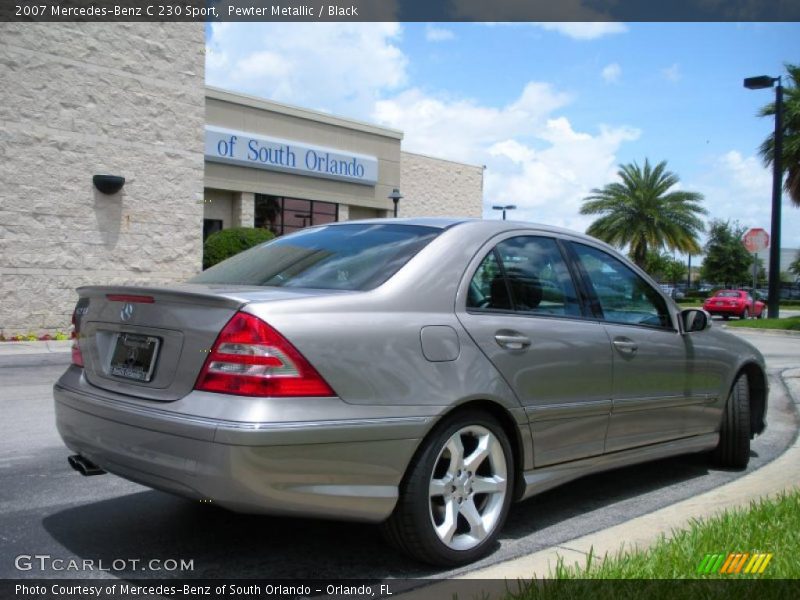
120, 303, 134, 322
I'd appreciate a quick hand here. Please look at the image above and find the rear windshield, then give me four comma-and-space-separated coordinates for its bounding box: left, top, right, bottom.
190, 224, 441, 291
717, 291, 742, 298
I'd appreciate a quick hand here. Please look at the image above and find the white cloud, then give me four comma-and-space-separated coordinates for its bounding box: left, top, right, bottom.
373, 84, 639, 231
662, 63, 681, 83
532, 22, 628, 40
425, 25, 455, 42
717, 151, 771, 197
689, 151, 800, 248
485, 118, 640, 230
373, 82, 572, 163
205, 23, 408, 117
601, 63, 622, 83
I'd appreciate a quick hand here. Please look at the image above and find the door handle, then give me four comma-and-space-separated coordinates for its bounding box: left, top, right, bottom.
495, 333, 531, 350
613, 338, 638, 355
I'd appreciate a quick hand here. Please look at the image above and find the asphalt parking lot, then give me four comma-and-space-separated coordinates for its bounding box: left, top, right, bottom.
0, 330, 797, 581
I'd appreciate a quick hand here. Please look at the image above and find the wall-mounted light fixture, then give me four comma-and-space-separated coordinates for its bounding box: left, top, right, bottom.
93, 175, 125, 195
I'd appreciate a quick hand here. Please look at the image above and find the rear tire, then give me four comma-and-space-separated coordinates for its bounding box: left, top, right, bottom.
711, 375, 750, 469
382, 410, 514, 566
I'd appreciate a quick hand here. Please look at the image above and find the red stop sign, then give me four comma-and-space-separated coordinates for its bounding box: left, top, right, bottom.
742, 228, 770, 253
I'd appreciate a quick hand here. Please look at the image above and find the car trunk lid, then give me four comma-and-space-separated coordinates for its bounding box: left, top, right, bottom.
74, 284, 337, 401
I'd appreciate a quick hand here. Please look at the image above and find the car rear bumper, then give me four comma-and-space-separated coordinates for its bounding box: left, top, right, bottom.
704, 306, 744, 316
54, 368, 432, 522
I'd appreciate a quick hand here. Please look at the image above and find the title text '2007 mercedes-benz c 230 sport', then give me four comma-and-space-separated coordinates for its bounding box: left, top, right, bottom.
54, 218, 767, 566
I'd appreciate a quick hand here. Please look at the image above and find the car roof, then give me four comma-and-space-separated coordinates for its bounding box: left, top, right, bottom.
325, 217, 598, 242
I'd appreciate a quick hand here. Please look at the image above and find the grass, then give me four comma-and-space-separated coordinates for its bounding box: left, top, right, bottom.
505, 490, 800, 600
726, 316, 800, 331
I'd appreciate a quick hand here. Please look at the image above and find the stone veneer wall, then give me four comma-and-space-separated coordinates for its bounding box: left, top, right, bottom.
0, 23, 205, 336
399, 152, 484, 219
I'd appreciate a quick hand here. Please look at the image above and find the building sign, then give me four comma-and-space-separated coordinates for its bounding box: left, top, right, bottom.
205, 126, 378, 186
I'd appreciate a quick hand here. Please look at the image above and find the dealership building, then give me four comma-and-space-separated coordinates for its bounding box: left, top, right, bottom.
0, 23, 483, 336
203, 87, 483, 238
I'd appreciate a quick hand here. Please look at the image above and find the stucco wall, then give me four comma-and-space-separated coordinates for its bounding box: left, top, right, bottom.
399, 152, 484, 219
0, 23, 205, 335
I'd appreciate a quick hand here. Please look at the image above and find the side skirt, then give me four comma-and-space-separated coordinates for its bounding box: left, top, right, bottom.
519, 433, 719, 501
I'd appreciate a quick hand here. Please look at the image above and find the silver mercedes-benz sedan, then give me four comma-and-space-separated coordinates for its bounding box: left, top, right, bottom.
54, 218, 767, 566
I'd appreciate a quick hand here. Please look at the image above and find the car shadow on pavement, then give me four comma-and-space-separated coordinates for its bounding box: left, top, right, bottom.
41, 451, 735, 579
503, 453, 714, 539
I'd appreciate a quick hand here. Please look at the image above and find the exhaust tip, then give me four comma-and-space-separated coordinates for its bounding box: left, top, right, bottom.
68, 454, 106, 476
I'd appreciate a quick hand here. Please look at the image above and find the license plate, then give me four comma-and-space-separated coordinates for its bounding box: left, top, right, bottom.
109, 333, 160, 382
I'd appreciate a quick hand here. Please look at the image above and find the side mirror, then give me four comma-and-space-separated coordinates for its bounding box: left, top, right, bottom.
681, 309, 710, 333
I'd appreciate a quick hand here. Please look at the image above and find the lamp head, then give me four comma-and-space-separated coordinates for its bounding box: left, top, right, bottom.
743, 75, 776, 90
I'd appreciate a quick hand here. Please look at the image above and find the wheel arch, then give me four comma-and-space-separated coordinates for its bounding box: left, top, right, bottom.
407, 399, 528, 502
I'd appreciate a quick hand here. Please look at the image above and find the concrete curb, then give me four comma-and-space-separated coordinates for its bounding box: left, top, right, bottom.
721, 326, 800, 337
0, 340, 72, 356
450, 369, 799, 590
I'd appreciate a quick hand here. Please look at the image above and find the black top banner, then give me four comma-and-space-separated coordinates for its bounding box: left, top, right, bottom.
3, 0, 800, 22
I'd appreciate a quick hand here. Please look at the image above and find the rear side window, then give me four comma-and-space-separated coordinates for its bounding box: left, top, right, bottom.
467, 236, 581, 317
190, 224, 440, 291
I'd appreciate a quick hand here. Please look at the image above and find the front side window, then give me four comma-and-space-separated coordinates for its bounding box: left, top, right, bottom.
190, 224, 439, 291
572, 243, 672, 329
467, 236, 581, 317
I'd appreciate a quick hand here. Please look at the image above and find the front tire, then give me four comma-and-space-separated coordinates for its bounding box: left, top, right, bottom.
741, 308, 749, 320
382, 411, 514, 566
711, 375, 751, 469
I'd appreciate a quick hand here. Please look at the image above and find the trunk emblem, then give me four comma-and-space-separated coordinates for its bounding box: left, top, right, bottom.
120, 303, 135, 321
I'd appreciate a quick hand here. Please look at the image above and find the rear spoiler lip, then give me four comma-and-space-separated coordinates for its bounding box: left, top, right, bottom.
76, 285, 249, 311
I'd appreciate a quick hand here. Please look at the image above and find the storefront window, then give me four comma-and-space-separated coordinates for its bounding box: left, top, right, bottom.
203, 219, 223, 241
254, 195, 338, 236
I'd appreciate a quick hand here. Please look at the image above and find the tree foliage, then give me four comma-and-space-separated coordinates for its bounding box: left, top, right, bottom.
643, 252, 687, 284
203, 227, 275, 269
758, 63, 800, 206
790, 251, 800, 280
580, 159, 707, 268
700, 220, 753, 286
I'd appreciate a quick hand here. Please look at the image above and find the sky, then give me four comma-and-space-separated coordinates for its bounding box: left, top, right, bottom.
205, 22, 800, 256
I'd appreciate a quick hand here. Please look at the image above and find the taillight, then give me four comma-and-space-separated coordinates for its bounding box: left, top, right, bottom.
194, 312, 335, 397
71, 309, 83, 368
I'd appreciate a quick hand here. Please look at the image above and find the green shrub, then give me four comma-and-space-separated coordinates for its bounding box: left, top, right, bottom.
202, 227, 275, 269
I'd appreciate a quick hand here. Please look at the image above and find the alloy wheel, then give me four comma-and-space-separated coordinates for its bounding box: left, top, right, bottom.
427, 425, 508, 551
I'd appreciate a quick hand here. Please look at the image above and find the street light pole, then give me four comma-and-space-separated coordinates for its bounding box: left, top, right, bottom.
492, 204, 516, 220
744, 74, 783, 318
768, 80, 783, 318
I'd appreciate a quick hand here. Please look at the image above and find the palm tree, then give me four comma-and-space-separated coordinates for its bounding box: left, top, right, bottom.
790, 250, 800, 281
580, 159, 707, 268
758, 63, 800, 206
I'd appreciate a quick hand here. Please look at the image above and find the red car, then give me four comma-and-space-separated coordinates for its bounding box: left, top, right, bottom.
703, 290, 765, 320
